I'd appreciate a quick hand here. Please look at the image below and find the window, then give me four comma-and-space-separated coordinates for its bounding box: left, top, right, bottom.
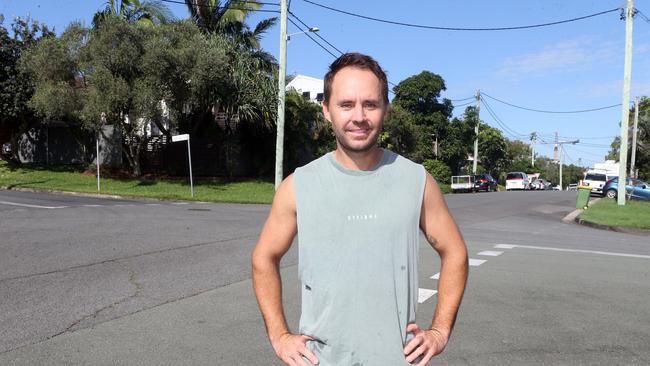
585, 173, 607, 181
316, 93, 324, 102
302, 91, 311, 100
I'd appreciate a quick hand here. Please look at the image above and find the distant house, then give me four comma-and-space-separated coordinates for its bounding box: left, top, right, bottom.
286, 75, 324, 104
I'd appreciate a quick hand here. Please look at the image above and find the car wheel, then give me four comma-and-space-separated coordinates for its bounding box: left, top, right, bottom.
605, 189, 617, 199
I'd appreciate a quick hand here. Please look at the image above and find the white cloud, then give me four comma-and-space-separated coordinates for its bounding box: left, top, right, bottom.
498, 38, 620, 77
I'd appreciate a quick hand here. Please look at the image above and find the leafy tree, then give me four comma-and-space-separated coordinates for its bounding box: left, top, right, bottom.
478, 125, 508, 176
380, 105, 417, 158
93, 0, 174, 27
392, 71, 453, 130
0, 16, 54, 159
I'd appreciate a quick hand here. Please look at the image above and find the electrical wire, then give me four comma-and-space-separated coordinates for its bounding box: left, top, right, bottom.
449, 96, 476, 102
635, 8, 650, 24
560, 135, 617, 140
481, 92, 621, 114
301, 0, 620, 31
288, 12, 398, 95
161, 0, 280, 12
480, 97, 528, 138
287, 17, 338, 58
289, 12, 344, 55
564, 145, 608, 158
453, 100, 475, 108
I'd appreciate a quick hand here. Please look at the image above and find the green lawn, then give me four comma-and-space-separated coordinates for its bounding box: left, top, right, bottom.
580, 198, 650, 230
0, 161, 275, 204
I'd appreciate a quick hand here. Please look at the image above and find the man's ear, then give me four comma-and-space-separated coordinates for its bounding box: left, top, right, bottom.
322, 101, 331, 122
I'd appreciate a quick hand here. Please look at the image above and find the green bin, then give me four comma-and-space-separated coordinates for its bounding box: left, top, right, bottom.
576, 186, 591, 209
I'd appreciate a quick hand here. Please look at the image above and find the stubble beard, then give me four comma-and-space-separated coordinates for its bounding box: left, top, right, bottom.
334, 129, 380, 154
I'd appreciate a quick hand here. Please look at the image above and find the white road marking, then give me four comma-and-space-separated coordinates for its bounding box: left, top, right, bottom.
83, 204, 103, 207
0, 201, 67, 209
494, 244, 650, 260
172, 202, 189, 205
478, 251, 503, 257
469, 258, 487, 266
418, 288, 438, 303
494, 244, 517, 249
145, 203, 161, 206
430, 272, 440, 280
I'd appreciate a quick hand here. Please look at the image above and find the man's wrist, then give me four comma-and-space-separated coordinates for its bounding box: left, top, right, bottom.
428, 326, 451, 341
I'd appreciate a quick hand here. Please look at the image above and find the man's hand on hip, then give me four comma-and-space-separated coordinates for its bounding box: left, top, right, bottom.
272, 332, 320, 366
403, 323, 448, 365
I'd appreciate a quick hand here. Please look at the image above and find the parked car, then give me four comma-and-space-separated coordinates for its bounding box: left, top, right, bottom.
582, 172, 616, 195
451, 175, 475, 193
602, 177, 650, 201
473, 174, 498, 192
530, 178, 552, 190
505, 172, 530, 191
567, 183, 578, 191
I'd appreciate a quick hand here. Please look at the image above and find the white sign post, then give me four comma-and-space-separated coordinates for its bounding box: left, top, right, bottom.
171, 134, 194, 198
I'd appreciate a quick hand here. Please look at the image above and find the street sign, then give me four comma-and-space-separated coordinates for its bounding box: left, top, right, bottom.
172, 134, 189, 142
171, 134, 194, 197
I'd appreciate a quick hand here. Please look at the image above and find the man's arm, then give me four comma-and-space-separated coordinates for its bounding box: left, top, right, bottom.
251, 175, 319, 366
404, 173, 469, 365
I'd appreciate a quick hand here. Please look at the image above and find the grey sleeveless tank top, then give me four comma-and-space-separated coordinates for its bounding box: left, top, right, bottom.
293, 149, 427, 365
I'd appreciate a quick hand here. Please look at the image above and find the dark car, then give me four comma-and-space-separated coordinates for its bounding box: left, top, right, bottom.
602, 177, 650, 201
473, 174, 498, 192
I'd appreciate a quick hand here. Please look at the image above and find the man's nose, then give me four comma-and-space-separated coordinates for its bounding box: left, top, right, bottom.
351, 104, 365, 121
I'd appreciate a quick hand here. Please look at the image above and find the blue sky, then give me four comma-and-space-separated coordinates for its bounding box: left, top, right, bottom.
3, 0, 650, 167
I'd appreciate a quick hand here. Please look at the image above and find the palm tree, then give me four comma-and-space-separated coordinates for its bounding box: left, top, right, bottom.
93, 0, 174, 28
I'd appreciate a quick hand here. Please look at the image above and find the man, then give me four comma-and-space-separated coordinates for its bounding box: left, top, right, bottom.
252, 52, 468, 366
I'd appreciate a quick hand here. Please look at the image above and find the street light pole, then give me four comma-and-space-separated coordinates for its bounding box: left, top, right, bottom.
274, 0, 288, 190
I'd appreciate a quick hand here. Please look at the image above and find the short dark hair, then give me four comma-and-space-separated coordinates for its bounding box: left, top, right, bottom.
323, 52, 389, 105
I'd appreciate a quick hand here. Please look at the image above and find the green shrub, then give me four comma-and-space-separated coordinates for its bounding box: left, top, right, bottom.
423, 159, 451, 184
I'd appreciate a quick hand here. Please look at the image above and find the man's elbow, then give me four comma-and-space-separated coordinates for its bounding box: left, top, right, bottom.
251, 244, 280, 275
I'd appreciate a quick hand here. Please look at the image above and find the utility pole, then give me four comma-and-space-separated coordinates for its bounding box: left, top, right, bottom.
473, 89, 480, 174
555, 139, 579, 190
274, 0, 288, 190
630, 96, 640, 178
560, 145, 564, 191
617, 0, 634, 205
530, 132, 537, 167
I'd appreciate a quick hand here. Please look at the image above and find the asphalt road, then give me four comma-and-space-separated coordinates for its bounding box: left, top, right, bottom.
0, 189, 648, 365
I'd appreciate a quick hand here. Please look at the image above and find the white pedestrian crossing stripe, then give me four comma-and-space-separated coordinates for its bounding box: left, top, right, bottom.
478, 250, 503, 256
469, 258, 487, 266
418, 288, 438, 303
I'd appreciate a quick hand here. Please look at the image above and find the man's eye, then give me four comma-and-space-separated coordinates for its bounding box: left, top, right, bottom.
364, 103, 377, 109
341, 103, 353, 109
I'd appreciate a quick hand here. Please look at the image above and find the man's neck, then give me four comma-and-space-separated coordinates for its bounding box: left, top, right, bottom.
333, 146, 383, 171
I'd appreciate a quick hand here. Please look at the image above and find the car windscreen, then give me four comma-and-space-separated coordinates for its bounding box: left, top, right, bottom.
585, 173, 606, 181
507, 173, 523, 179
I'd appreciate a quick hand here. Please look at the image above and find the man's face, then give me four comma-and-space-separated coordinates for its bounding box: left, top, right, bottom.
323, 67, 388, 154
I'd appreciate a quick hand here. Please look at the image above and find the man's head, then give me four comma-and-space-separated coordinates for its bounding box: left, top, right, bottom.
323, 52, 389, 106
322, 52, 389, 154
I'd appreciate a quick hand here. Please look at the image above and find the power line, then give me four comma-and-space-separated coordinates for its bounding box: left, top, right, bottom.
481, 92, 621, 114
480, 97, 528, 138
161, 0, 280, 12
287, 11, 398, 95
289, 12, 344, 55
635, 8, 650, 24
287, 16, 338, 58
301, 0, 620, 31
453, 100, 475, 108
449, 96, 475, 102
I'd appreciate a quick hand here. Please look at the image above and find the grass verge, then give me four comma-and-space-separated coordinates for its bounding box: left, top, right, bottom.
580, 197, 650, 230
0, 161, 275, 204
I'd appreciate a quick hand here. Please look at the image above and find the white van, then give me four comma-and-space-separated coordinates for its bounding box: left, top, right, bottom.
506, 172, 530, 191
582, 171, 617, 195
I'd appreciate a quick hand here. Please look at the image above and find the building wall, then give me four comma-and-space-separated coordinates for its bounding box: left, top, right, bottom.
286, 75, 324, 103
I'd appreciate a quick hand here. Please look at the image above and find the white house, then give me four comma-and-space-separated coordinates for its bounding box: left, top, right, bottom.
286, 75, 324, 104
